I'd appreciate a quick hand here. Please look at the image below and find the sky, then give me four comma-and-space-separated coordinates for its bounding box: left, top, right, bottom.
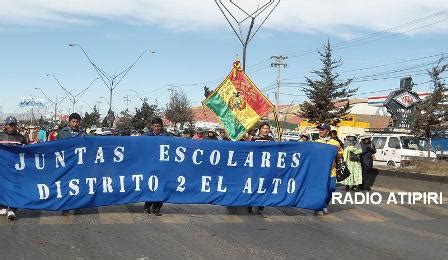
1, 0, 448, 118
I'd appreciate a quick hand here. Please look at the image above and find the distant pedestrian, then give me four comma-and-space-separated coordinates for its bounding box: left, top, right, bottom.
340, 136, 363, 191
182, 129, 194, 139
359, 135, 376, 191
217, 129, 230, 141
38, 127, 47, 142
205, 129, 218, 140
192, 128, 204, 139
48, 126, 59, 141
300, 134, 309, 142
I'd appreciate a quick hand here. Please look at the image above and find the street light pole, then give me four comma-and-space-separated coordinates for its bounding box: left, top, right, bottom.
46, 74, 99, 113
68, 43, 155, 126
34, 87, 67, 122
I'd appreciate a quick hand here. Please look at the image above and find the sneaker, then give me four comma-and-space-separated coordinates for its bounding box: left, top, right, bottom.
314, 210, 324, 216
7, 210, 16, 220
153, 209, 162, 216
0, 208, 7, 216
322, 208, 328, 215
144, 207, 151, 214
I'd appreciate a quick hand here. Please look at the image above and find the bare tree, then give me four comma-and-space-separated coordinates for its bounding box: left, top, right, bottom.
165, 89, 194, 129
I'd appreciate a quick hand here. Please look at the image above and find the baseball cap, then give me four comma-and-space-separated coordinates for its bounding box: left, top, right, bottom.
316, 123, 331, 131
4, 116, 17, 125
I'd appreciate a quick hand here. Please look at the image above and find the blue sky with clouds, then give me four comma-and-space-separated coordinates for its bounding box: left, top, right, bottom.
1, 0, 448, 117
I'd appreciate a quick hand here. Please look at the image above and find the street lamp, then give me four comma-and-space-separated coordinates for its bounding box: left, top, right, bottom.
34, 87, 68, 122
68, 42, 155, 126
46, 74, 99, 113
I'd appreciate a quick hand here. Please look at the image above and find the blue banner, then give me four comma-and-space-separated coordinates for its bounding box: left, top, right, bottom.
0, 137, 337, 211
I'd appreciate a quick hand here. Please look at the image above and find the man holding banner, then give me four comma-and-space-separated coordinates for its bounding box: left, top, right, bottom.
0, 116, 27, 220
247, 122, 275, 217
143, 117, 172, 216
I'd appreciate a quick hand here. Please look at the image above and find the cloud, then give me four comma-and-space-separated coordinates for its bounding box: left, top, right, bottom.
0, 0, 448, 35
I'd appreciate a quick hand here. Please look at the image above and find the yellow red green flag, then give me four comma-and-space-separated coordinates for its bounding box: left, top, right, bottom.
203, 60, 274, 140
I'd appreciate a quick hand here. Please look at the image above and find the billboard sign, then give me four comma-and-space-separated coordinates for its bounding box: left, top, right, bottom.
19, 98, 45, 108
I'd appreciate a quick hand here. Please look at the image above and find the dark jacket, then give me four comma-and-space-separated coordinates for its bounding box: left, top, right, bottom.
144, 131, 173, 137
360, 142, 376, 170
57, 126, 85, 140
0, 130, 27, 145
253, 135, 275, 142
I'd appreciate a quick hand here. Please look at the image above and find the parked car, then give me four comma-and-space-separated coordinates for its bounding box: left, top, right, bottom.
431, 138, 448, 160
370, 133, 437, 167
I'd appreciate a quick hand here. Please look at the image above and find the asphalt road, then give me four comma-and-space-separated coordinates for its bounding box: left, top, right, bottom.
1, 174, 447, 259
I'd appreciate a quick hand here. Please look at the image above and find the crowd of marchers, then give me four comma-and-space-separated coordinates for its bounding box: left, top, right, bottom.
0, 113, 375, 220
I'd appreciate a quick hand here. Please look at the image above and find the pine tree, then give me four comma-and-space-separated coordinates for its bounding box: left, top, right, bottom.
81, 105, 100, 129
300, 40, 357, 125
131, 99, 160, 130
411, 57, 448, 139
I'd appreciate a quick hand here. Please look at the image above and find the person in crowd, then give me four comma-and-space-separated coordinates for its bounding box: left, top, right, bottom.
315, 123, 343, 215
245, 129, 257, 141
120, 129, 131, 136
340, 136, 363, 191
48, 126, 59, 141
28, 128, 39, 144
58, 113, 84, 139
131, 130, 140, 136
38, 127, 47, 142
300, 134, 310, 142
192, 128, 204, 139
57, 113, 84, 215
182, 129, 194, 139
205, 129, 218, 140
143, 117, 172, 216
0, 116, 27, 220
330, 129, 344, 149
217, 129, 230, 141
359, 135, 376, 191
247, 122, 275, 217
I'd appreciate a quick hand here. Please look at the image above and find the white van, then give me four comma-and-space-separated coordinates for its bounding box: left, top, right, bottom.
370, 133, 437, 167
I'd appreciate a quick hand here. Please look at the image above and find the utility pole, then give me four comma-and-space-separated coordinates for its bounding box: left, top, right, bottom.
123, 95, 131, 110
271, 55, 288, 113
34, 88, 67, 123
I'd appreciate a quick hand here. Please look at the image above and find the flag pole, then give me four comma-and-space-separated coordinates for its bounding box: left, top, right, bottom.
272, 108, 282, 142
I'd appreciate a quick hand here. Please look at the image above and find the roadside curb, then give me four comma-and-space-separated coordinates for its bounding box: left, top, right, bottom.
376, 169, 448, 184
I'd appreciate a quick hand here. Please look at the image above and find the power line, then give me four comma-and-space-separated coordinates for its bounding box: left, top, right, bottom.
287, 11, 448, 58
246, 11, 448, 75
